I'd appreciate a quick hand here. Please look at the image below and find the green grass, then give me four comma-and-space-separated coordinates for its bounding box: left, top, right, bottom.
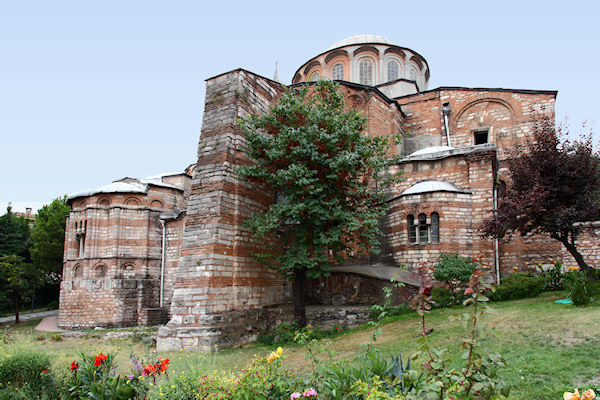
1, 292, 598, 399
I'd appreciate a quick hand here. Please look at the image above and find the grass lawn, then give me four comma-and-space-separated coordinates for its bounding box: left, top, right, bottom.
2, 291, 598, 399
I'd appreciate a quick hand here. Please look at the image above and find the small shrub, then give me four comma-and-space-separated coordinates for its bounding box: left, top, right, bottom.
257, 322, 346, 345
433, 253, 477, 305
431, 287, 466, 309
370, 303, 412, 320
51, 334, 63, 341
489, 273, 545, 301
565, 271, 600, 306
540, 260, 565, 291
0, 349, 57, 398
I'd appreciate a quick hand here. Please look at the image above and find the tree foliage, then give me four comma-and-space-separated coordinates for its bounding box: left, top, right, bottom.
238, 80, 393, 326
0, 254, 43, 323
31, 196, 70, 275
0, 205, 31, 259
482, 115, 600, 275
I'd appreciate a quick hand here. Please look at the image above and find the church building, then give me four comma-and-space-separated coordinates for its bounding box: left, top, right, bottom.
58, 35, 600, 350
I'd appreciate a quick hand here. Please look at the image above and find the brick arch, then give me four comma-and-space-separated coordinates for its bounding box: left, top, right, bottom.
93, 263, 107, 278
119, 263, 138, 278
353, 45, 379, 57
453, 98, 517, 132
149, 198, 164, 208
325, 49, 349, 64
384, 47, 406, 61
97, 197, 111, 206
303, 60, 321, 76
125, 197, 141, 206
73, 264, 83, 280
408, 56, 423, 69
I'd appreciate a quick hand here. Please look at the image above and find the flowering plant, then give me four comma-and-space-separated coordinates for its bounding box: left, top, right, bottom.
564, 388, 596, 400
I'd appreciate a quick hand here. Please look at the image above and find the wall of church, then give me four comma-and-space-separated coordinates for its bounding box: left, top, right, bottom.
59, 186, 186, 329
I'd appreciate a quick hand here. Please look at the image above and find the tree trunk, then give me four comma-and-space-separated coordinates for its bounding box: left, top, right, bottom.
13, 293, 20, 324
293, 267, 307, 328
560, 238, 595, 280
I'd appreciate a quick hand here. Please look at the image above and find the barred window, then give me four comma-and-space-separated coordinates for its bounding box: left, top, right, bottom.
408, 215, 417, 243
310, 72, 320, 82
431, 212, 440, 243
359, 59, 373, 85
409, 67, 418, 81
387, 60, 399, 81
332, 63, 344, 80
418, 213, 428, 244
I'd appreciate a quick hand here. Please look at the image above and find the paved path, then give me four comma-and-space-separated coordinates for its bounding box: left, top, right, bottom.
0, 309, 58, 325
35, 316, 65, 332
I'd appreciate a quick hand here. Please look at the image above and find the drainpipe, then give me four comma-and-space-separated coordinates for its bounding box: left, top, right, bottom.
442, 102, 451, 147
493, 182, 501, 285
160, 219, 166, 308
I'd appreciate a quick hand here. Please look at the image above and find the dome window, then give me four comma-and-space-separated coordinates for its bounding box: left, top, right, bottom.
359, 59, 373, 86
332, 63, 344, 80
409, 67, 418, 81
310, 72, 320, 82
387, 60, 399, 81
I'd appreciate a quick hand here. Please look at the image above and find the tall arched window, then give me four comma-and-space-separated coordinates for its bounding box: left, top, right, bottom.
359, 59, 373, 85
430, 212, 440, 243
332, 63, 344, 80
310, 72, 320, 82
387, 60, 399, 81
408, 215, 417, 244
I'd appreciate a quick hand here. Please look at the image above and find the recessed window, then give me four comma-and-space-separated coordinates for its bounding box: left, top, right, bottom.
73, 265, 82, 280
407, 212, 440, 244
387, 60, 399, 81
310, 72, 320, 81
359, 59, 373, 85
94, 265, 106, 278
332, 63, 344, 80
409, 67, 418, 81
474, 129, 489, 145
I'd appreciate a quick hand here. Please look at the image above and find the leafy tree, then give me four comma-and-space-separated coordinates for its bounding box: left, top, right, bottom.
238, 80, 393, 327
31, 196, 70, 276
482, 115, 600, 277
0, 205, 31, 259
0, 255, 43, 323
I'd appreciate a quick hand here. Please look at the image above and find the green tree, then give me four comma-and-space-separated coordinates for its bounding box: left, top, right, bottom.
31, 196, 70, 276
238, 80, 393, 327
0, 205, 31, 259
0, 254, 42, 323
433, 253, 477, 305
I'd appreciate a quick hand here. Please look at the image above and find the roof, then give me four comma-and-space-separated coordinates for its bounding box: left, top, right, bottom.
401, 180, 471, 196
68, 172, 185, 200
409, 146, 455, 157
326, 34, 398, 51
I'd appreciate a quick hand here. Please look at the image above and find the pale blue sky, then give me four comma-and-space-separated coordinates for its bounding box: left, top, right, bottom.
1, 0, 599, 212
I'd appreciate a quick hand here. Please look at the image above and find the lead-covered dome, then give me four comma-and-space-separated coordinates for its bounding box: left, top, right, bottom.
293, 34, 430, 98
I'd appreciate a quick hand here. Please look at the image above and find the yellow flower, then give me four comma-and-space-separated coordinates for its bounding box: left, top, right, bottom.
564, 389, 581, 400
550, 258, 554, 262
513, 266, 518, 270
276, 347, 283, 356
525, 261, 530, 265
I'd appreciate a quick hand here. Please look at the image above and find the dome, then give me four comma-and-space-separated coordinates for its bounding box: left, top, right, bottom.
325, 34, 398, 51
409, 146, 455, 157
401, 180, 469, 196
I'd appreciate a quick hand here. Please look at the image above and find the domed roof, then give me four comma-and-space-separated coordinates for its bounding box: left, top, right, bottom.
326, 35, 398, 51
401, 180, 469, 196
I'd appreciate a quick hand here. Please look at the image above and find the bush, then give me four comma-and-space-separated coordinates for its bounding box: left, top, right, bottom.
489, 273, 545, 301
0, 349, 57, 399
431, 287, 467, 309
564, 271, 600, 306
257, 322, 346, 345
433, 253, 476, 305
540, 261, 565, 291
369, 303, 412, 320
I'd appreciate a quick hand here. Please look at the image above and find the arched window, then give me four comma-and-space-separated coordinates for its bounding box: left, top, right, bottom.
94, 265, 106, 278
418, 213, 428, 244
430, 212, 440, 243
359, 59, 373, 85
387, 60, 399, 81
407, 215, 417, 244
310, 72, 320, 82
332, 63, 344, 80
409, 67, 418, 81
408, 212, 441, 244
73, 265, 82, 280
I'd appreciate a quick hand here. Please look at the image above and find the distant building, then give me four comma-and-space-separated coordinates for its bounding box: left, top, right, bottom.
59, 35, 600, 350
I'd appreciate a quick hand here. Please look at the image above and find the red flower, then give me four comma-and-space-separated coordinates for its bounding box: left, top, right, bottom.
70, 361, 79, 371
94, 353, 108, 367
42, 370, 47, 373
143, 363, 157, 376
159, 358, 170, 373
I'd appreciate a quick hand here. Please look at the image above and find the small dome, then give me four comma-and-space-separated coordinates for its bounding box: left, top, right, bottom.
326, 34, 398, 51
409, 146, 455, 157
401, 180, 468, 196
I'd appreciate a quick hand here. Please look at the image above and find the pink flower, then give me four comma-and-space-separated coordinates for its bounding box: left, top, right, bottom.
304, 388, 318, 397
291, 392, 301, 399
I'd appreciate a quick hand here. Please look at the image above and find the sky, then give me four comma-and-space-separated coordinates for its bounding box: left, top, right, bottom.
1, 0, 599, 213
